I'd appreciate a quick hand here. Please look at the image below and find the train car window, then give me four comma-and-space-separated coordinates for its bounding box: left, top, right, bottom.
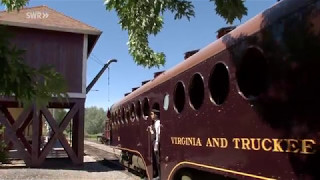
117, 109, 121, 124
121, 107, 125, 124
189, 73, 205, 110
136, 100, 142, 119
174, 81, 185, 113
111, 113, 114, 125
116, 111, 119, 125
126, 107, 130, 124
209, 63, 230, 105
143, 98, 150, 119
163, 94, 170, 111
116, 113, 119, 124
114, 113, 117, 123
115, 109, 118, 125
130, 103, 136, 122
236, 47, 268, 99
152, 103, 160, 112
107, 110, 111, 119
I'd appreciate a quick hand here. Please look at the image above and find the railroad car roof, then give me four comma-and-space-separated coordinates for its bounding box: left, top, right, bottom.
111, 0, 311, 109
0, 5, 102, 55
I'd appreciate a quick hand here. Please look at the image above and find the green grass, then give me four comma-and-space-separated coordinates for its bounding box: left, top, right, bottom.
84, 133, 102, 142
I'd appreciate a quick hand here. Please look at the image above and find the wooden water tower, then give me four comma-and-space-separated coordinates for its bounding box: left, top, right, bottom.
0, 6, 101, 167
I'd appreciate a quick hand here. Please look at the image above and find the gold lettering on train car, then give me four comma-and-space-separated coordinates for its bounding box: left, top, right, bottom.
171, 137, 178, 144
301, 139, 316, 154
285, 139, 299, 153
206, 138, 213, 147
262, 139, 272, 151
171, 137, 316, 154
181, 138, 186, 145
196, 138, 202, 146
220, 138, 228, 148
232, 138, 240, 149
206, 138, 228, 148
241, 138, 251, 150
251, 138, 261, 151
171, 137, 202, 146
212, 138, 219, 147
186, 137, 193, 145
272, 139, 284, 152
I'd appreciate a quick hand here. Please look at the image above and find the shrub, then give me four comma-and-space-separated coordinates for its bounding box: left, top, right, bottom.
0, 125, 8, 163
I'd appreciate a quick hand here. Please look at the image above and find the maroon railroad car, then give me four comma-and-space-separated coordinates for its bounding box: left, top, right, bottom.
107, 0, 320, 179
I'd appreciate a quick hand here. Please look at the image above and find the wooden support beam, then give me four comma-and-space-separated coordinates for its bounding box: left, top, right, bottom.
0, 110, 32, 166
0, 98, 85, 167
31, 105, 41, 167
38, 102, 81, 165
72, 100, 84, 164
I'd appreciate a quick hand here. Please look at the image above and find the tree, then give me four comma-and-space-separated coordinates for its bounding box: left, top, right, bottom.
53, 109, 68, 125
0, 0, 67, 106
1, 0, 28, 11
84, 107, 106, 135
0, 0, 66, 163
0, 124, 7, 163
105, 0, 247, 68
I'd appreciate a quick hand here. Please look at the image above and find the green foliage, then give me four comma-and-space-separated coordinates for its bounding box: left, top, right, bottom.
85, 133, 101, 139
85, 107, 106, 135
105, 0, 248, 68
0, 0, 67, 107
1, 0, 28, 11
53, 109, 67, 125
211, 0, 247, 24
105, 0, 195, 68
0, 28, 67, 107
0, 125, 7, 163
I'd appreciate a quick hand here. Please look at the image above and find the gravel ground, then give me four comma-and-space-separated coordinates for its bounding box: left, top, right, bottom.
0, 141, 141, 180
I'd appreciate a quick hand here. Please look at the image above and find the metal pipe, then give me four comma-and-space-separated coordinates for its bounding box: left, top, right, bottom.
86, 59, 117, 94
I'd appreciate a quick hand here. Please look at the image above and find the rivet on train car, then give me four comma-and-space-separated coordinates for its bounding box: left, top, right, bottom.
165, 156, 169, 162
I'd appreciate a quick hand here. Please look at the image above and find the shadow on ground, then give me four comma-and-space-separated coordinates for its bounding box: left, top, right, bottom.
0, 157, 125, 173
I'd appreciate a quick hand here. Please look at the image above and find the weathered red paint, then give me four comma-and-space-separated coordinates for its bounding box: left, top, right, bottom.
7, 26, 84, 93
109, 0, 320, 179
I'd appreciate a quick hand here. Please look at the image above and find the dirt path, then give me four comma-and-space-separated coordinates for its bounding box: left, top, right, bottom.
0, 141, 140, 180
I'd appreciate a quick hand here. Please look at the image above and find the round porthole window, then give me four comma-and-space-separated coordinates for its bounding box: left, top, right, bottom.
136, 101, 142, 119
163, 94, 170, 111
189, 73, 205, 110
143, 98, 150, 119
121, 107, 125, 124
236, 47, 268, 99
130, 103, 135, 122
209, 63, 230, 105
174, 81, 185, 113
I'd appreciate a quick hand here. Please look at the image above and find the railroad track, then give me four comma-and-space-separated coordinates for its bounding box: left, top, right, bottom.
84, 140, 141, 179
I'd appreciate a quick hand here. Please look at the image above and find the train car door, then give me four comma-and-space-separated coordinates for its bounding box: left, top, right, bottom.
146, 112, 155, 179
149, 104, 161, 179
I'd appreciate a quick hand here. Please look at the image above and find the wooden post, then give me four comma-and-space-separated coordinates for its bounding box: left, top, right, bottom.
72, 99, 85, 165
31, 105, 41, 167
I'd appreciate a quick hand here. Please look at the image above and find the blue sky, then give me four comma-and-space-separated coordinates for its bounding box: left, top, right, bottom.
2, 0, 277, 110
